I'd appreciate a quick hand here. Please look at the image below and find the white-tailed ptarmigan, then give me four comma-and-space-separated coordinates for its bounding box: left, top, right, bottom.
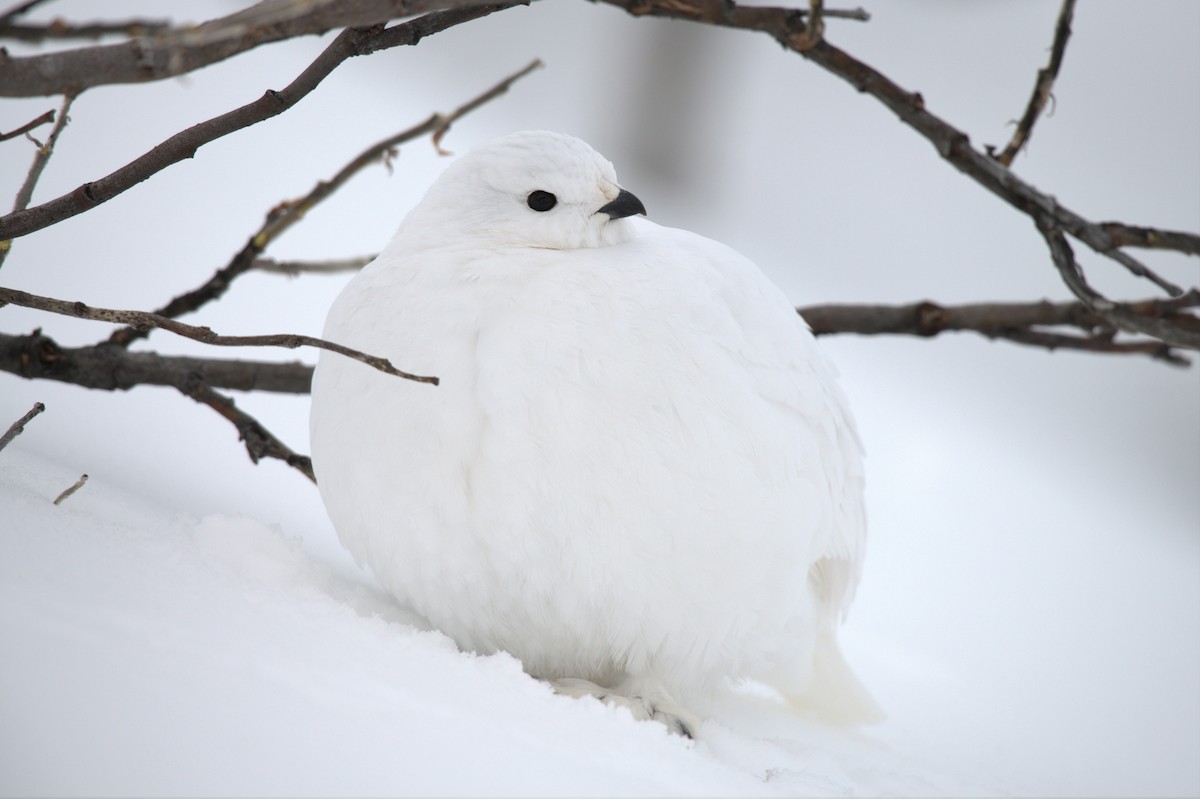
310, 130, 879, 736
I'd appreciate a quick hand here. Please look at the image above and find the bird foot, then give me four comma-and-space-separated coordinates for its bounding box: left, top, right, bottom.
549, 677, 700, 738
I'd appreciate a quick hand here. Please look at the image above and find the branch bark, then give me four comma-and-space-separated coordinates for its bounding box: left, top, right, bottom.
0, 18, 170, 42
0, 330, 314, 393
799, 294, 1200, 337
1034, 220, 1200, 349
0, 286, 440, 384
1099, 222, 1200, 256
801, 294, 1199, 365
0, 3, 524, 241
0, 0, 490, 97
988, 0, 1075, 166
0, 400, 44, 452
252, 255, 374, 275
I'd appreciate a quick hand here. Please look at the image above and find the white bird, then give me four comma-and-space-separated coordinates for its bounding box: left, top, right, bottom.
310, 131, 879, 736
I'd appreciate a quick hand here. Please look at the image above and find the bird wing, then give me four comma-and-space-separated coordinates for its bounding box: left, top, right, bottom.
642, 221, 869, 619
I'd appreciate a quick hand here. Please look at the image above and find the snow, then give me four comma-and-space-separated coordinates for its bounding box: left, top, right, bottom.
1, 447, 984, 797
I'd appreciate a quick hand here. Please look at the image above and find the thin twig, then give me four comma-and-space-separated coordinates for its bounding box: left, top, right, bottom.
9, 93, 73, 212
107, 57, 541, 347
0, 3, 525, 240
0, 109, 54, 142
0, 286, 440, 384
0, 92, 74, 270
180, 380, 315, 482
1035, 219, 1200, 349
52, 473, 87, 505
0, 17, 170, 41
431, 58, 542, 152
989, 0, 1076, 166
252, 255, 373, 275
994, 326, 1186, 366
0, 0, 54, 23
0, 400, 44, 452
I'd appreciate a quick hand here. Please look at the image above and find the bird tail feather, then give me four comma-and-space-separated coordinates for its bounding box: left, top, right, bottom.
785, 629, 884, 726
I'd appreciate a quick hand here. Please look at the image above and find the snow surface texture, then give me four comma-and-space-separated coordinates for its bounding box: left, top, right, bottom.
1, 448, 983, 797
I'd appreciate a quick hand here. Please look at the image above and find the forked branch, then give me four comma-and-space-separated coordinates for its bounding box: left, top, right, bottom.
0, 109, 55, 141
0, 3, 525, 240
0, 92, 76, 269
180, 381, 316, 482
596, 0, 1198, 351
0, 0, 491, 97
0, 286, 439, 384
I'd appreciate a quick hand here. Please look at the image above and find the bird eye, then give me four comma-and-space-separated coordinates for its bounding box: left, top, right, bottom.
527, 190, 557, 212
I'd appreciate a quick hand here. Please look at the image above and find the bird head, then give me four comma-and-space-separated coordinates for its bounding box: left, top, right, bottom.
394, 130, 646, 251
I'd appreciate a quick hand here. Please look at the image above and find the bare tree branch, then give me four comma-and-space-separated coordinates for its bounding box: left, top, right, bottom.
596, 0, 1196, 341
9, 92, 74, 212
179, 380, 315, 482
800, 294, 1199, 336
0, 399, 44, 452
0, 3, 525, 241
801, 294, 1199, 366
0, 0, 868, 99
0, 286, 440, 384
991, 326, 1186, 366
253, 255, 374, 275
1099, 222, 1200, 256
0, 0, 496, 97
0, 17, 169, 41
0, 0, 54, 23
107, 57, 541, 347
0, 91, 74, 269
0, 108, 54, 141
801, 0, 823, 50
0, 330, 314, 393
988, 0, 1076, 166
1034, 220, 1200, 349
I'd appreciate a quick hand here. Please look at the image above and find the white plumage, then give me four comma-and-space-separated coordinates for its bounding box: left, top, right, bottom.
310, 131, 877, 735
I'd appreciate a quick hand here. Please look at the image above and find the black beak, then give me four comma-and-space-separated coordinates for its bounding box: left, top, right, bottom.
597, 188, 646, 220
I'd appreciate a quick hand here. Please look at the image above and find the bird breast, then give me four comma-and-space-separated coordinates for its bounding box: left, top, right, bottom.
311, 225, 857, 692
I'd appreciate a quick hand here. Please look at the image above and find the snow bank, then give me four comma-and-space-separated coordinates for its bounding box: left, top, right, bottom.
0, 447, 979, 797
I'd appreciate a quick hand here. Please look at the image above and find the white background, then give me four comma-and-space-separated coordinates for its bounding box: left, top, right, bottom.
1, 1, 1197, 795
